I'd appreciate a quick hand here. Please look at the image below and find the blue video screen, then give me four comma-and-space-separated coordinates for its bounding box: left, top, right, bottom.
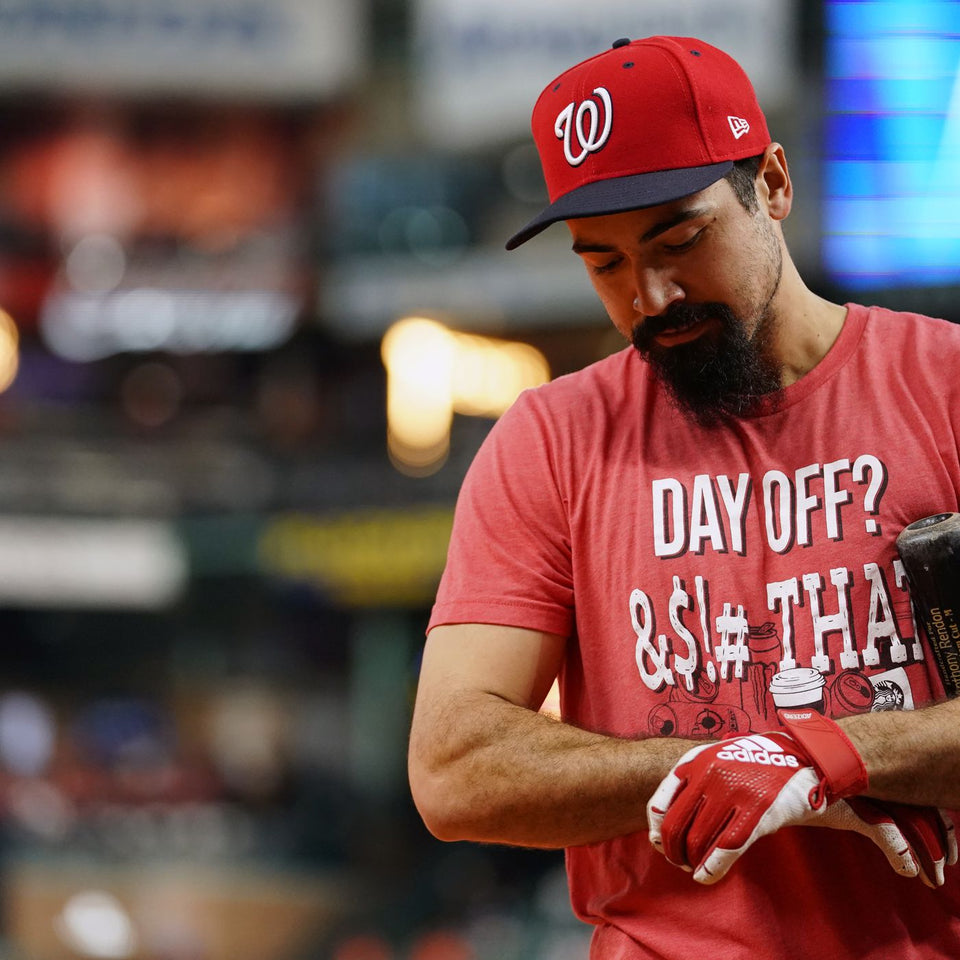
823, 1, 960, 289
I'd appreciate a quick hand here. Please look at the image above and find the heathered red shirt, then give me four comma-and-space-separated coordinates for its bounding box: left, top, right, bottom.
430, 303, 960, 959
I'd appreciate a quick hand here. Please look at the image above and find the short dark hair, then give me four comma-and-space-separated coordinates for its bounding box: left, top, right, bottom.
724, 154, 763, 213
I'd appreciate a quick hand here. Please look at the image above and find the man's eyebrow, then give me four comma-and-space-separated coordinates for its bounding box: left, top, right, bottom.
570, 206, 711, 254
571, 239, 616, 254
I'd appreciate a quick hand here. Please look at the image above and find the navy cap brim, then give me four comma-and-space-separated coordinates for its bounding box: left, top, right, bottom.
505, 160, 734, 250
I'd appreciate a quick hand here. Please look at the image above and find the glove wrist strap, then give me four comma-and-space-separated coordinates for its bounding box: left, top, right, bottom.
776, 708, 869, 799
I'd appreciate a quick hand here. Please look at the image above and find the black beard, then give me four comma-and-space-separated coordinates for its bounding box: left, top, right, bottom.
632, 301, 783, 427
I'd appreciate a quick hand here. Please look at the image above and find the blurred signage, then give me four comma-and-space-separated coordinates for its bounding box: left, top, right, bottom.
0, 517, 187, 609
41, 288, 298, 361
413, 0, 796, 147
0, 0, 363, 98
259, 507, 455, 608
1, 102, 310, 338
823, 0, 960, 289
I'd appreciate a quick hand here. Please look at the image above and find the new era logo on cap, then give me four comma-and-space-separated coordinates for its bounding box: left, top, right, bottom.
728, 116, 750, 139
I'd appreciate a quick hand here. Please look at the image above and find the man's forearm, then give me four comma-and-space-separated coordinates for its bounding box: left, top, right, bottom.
408, 691, 696, 849
839, 697, 960, 808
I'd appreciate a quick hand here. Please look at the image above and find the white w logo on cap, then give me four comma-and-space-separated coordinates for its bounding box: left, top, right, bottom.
555, 87, 613, 166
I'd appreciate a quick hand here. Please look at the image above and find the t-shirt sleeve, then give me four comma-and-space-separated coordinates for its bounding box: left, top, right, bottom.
428, 387, 574, 637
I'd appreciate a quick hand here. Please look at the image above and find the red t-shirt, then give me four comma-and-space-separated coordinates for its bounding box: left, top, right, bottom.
429, 303, 960, 958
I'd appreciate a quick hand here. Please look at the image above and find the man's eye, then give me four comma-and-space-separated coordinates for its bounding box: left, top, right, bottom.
663, 229, 704, 253
590, 258, 622, 275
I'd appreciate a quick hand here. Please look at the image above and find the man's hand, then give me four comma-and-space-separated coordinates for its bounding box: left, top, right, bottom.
821, 798, 958, 888
646, 732, 833, 884
646, 715, 957, 887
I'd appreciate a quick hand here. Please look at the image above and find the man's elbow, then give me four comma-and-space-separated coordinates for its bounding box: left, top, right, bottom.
408, 753, 478, 842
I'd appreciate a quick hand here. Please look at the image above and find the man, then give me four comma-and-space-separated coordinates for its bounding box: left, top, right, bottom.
407, 36, 960, 958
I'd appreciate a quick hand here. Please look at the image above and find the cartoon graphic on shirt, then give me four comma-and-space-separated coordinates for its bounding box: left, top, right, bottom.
634, 454, 925, 737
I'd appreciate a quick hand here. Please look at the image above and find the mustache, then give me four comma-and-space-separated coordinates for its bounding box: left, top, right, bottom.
632, 302, 737, 352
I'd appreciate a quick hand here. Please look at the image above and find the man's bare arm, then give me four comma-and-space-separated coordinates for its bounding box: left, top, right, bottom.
839, 696, 960, 808
408, 623, 695, 849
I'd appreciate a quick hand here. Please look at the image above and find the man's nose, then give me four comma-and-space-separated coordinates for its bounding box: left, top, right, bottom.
631, 269, 683, 319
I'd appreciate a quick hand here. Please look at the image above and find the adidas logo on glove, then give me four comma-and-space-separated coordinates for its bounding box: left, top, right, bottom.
716, 734, 801, 767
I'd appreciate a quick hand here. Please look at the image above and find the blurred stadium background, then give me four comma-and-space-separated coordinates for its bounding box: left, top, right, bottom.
0, 0, 957, 957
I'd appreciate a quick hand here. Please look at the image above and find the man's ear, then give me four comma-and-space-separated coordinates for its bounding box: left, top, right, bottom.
758, 143, 793, 221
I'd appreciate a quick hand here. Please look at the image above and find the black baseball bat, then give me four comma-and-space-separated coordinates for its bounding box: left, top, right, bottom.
896, 512, 960, 698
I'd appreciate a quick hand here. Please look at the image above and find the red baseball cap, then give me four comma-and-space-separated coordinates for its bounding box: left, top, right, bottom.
505, 36, 771, 250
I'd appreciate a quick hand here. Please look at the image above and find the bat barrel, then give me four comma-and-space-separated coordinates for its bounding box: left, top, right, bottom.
896, 512, 960, 698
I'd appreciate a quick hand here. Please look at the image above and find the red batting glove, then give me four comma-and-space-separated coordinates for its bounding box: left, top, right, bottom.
647, 712, 868, 885
773, 708, 956, 886
819, 798, 958, 888
647, 732, 830, 883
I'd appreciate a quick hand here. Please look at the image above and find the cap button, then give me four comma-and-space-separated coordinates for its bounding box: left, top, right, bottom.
611, 38, 631, 48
